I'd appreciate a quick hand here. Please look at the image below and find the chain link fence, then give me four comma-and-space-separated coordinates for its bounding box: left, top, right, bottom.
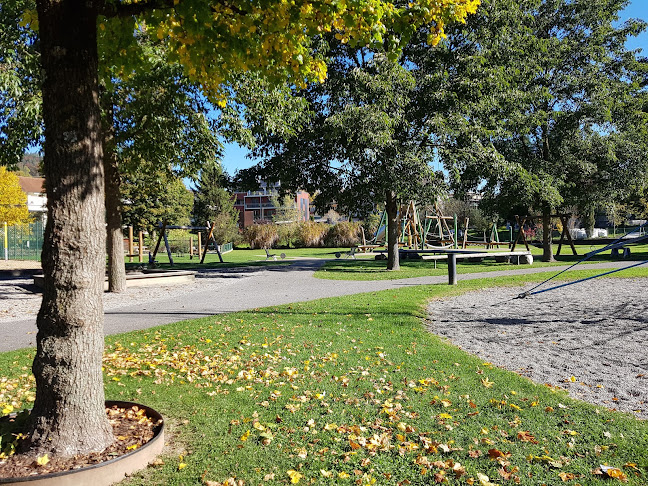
1, 221, 45, 261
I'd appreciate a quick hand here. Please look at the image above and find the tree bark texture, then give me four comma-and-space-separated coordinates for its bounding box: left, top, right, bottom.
541, 206, 555, 262
32, 0, 114, 456
103, 102, 127, 293
386, 191, 400, 271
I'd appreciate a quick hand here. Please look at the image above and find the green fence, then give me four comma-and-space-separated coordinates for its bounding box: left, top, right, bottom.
1, 221, 45, 261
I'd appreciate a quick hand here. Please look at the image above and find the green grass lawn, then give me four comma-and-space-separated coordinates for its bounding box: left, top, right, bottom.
1, 271, 647, 485
131, 247, 350, 270
315, 244, 648, 281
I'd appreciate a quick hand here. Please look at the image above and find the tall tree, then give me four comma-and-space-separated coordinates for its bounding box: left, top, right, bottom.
21, 0, 480, 457
426, 0, 647, 261
0, 167, 31, 224
236, 52, 446, 270
102, 41, 221, 291
121, 168, 194, 233
192, 164, 240, 244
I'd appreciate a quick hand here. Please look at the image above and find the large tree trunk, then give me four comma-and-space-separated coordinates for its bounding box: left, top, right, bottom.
386, 190, 400, 271
541, 205, 556, 262
31, 0, 114, 456
103, 102, 127, 292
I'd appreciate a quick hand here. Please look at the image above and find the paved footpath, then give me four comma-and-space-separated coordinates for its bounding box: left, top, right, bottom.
0, 259, 636, 352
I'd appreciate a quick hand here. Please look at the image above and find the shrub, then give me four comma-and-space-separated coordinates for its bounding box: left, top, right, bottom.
325, 221, 361, 247
167, 229, 192, 253
244, 223, 279, 249
276, 222, 299, 248
295, 221, 328, 247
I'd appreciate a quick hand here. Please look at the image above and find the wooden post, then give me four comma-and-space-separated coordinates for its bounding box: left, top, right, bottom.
128, 226, 134, 263
163, 230, 174, 266
511, 216, 530, 252
190, 236, 194, 259
200, 222, 216, 264
151, 221, 167, 262
462, 217, 469, 249
138, 231, 144, 263
197, 232, 202, 260
556, 215, 578, 256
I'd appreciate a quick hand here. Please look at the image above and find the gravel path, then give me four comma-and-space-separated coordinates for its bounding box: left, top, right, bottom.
3, 259, 646, 420
427, 277, 648, 420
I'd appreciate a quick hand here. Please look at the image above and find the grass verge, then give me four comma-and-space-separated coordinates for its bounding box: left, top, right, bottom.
315, 245, 648, 281
0, 273, 646, 485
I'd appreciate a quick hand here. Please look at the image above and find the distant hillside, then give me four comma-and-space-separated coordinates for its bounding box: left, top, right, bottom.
16, 153, 43, 177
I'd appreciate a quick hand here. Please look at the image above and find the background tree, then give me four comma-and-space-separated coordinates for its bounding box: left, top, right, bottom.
237, 52, 446, 270
121, 169, 194, 234
2, 2, 222, 292
0, 167, 31, 224
426, 0, 647, 261
271, 194, 302, 223
103, 40, 221, 291
20, 0, 480, 457
0, 2, 42, 167
192, 163, 240, 245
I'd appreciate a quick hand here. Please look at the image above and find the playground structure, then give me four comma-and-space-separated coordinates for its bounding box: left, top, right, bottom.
359, 201, 506, 252
126, 221, 233, 266
511, 214, 578, 256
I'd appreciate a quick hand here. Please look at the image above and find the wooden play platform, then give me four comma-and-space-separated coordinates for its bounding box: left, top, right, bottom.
396, 248, 534, 264
34, 269, 196, 290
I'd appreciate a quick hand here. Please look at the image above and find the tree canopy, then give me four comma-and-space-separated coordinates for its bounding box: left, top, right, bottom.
409, 0, 648, 260
22, 0, 482, 458
0, 166, 30, 225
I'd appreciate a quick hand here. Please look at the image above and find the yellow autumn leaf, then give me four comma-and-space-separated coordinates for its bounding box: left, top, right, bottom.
324, 423, 337, 431
477, 472, 500, 486
601, 466, 627, 481
178, 462, 187, 470
240, 430, 251, 441
481, 377, 494, 388
36, 454, 49, 466
320, 469, 333, 478
338, 471, 350, 478
287, 469, 302, 484
438, 413, 453, 419
569, 376, 576, 383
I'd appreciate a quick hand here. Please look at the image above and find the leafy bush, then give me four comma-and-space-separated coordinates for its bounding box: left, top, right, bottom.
295, 221, 328, 247
209, 212, 242, 246
276, 222, 299, 248
167, 229, 192, 253
325, 221, 361, 247
244, 223, 279, 249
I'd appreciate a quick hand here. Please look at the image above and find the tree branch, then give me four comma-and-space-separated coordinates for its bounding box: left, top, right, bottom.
100, 0, 175, 18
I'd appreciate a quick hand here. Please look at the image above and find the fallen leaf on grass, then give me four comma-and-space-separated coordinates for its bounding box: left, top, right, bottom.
497, 466, 518, 481
594, 465, 628, 482
481, 377, 494, 388
287, 469, 303, 484
558, 471, 581, 481
517, 431, 538, 444
476, 472, 500, 486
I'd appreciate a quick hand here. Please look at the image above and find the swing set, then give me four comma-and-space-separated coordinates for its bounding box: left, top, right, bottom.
150, 221, 226, 265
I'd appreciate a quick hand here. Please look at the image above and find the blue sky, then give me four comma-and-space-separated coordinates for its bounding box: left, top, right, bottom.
220, 0, 648, 177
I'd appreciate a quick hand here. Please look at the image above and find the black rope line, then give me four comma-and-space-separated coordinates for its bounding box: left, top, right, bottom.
516, 259, 648, 299
515, 222, 648, 299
